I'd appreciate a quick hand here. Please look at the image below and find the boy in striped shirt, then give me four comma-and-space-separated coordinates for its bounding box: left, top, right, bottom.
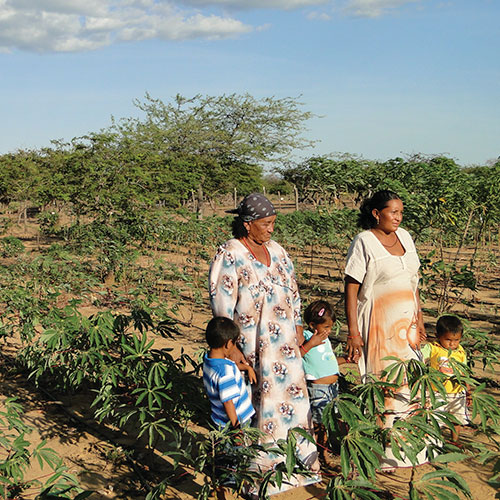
203, 317, 256, 428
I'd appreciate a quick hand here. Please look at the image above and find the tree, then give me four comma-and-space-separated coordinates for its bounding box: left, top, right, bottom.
110, 93, 315, 206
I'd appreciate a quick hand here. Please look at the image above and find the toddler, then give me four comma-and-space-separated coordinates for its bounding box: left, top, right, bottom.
203, 316, 256, 428
299, 300, 350, 467
421, 315, 469, 442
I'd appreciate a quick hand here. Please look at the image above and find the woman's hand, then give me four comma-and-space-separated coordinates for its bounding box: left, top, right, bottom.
345, 277, 363, 360
245, 365, 257, 384
229, 343, 247, 365
346, 333, 364, 360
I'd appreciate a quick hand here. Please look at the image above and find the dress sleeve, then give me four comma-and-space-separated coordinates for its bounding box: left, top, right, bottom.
345, 234, 368, 284
286, 250, 303, 327
208, 244, 239, 319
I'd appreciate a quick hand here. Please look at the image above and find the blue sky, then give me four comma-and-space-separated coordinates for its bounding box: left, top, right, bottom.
0, 0, 498, 166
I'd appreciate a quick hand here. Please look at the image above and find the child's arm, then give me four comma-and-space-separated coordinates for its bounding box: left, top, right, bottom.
299, 329, 329, 357
237, 362, 257, 384
223, 399, 239, 427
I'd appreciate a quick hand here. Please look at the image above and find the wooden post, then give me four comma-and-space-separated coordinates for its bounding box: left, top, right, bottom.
294, 185, 299, 211
278, 191, 282, 210
234, 187, 237, 208
263, 186, 266, 196
197, 184, 203, 220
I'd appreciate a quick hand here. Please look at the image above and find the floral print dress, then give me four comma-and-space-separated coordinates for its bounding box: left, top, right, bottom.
209, 238, 319, 493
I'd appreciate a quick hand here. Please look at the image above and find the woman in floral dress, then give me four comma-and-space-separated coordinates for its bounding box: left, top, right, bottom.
209, 193, 319, 494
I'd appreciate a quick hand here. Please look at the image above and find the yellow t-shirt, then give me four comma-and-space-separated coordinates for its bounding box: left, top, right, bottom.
421, 342, 467, 394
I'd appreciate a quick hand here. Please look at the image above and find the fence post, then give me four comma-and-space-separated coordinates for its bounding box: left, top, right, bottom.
197, 184, 203, 220
234, 187, 237, 208
294, 185, 299, 211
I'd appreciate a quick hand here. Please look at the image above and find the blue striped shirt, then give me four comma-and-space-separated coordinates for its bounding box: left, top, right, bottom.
203, 355, 255, 427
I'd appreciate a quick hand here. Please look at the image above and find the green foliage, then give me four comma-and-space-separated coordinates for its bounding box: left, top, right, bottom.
17, 306, 206, 449
409, 467, 472, 500
0, 397, 86, 499
149, 425, 317, 500
0, 236, 24, 258
37, 210, 59, 236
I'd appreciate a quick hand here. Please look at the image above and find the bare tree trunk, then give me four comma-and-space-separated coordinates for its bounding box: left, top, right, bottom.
197, 184, 203, 220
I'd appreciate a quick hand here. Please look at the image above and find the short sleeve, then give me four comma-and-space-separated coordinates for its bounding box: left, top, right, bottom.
208, 244, 239, 319
218, 371, 240, 403
345, 234, 368, 284
283, 248, 302, 327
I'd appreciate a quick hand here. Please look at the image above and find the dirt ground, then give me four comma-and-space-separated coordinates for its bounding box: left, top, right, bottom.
1, 219, 500, 500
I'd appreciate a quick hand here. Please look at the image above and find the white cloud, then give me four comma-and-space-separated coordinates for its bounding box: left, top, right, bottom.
176, 0, 328, 8
0, 0, 252, 53
0, 0, 422, 53
342, 0, 419, 18
306, 10, 332, 20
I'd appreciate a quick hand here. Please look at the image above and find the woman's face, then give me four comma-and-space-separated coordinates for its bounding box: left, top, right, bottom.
373, 199, 404, 233
244, 215, 276, 244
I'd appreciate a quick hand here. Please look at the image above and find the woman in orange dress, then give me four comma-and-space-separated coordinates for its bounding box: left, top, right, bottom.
344, 190, 426, 468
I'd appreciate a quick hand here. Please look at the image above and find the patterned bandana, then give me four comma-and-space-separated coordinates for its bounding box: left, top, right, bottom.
226, 193, 276, 222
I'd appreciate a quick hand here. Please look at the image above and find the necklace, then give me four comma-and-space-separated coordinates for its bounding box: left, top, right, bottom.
372, 229, 399, 248
242, 237, 270, 266
381, 235, 398, 248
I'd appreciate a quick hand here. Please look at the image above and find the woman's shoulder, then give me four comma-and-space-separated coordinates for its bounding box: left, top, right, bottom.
348, 230, 375, 251
267, 239, 287, 255
354, 230, 373, 241
396, 227, 417, 250
396, 227, 413, 241
217, 238, 242, 252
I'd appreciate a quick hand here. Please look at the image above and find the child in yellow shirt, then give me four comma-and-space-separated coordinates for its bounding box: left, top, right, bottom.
421, 315, 469, 442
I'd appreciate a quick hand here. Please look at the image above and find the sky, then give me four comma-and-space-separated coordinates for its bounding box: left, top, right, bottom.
0, 0, 499, 167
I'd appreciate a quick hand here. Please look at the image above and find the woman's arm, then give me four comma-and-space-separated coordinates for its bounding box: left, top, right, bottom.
345, 276, 364, 359
415, 288, 426, 345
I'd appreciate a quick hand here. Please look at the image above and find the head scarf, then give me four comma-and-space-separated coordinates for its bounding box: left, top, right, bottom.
226, 193, 276, 222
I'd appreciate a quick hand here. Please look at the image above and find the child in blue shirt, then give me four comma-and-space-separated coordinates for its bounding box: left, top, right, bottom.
299, 300, 353, 467
203, 316, 256, 428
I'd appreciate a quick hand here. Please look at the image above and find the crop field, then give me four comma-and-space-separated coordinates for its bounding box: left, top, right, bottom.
1, 96, 500, 499
0, 196, 499, 500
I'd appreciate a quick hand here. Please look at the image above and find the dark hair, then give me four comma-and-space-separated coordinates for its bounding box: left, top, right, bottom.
436, 315, 463, 337
304, 300, 336, 327
231, 217, 248, 239
358, 190, 401, 229
206, 317, 240, 348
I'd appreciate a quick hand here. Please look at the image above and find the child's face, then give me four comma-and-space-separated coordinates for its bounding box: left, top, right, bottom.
437, 331, 462, 351
312, 317, 334, 336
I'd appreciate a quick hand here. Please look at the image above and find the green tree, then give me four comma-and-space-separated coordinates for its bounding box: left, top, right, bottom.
111, 93, 314, 206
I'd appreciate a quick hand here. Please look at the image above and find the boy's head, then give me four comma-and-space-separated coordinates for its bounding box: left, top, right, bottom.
436, 315, 463, 351
206, 316, 240, 349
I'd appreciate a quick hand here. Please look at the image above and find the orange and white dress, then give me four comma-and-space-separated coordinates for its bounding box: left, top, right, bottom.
345, 227, 426, 467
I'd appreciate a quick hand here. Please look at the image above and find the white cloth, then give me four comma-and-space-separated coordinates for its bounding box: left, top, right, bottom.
345, 228, 421, 380
345, 228, 427, 468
